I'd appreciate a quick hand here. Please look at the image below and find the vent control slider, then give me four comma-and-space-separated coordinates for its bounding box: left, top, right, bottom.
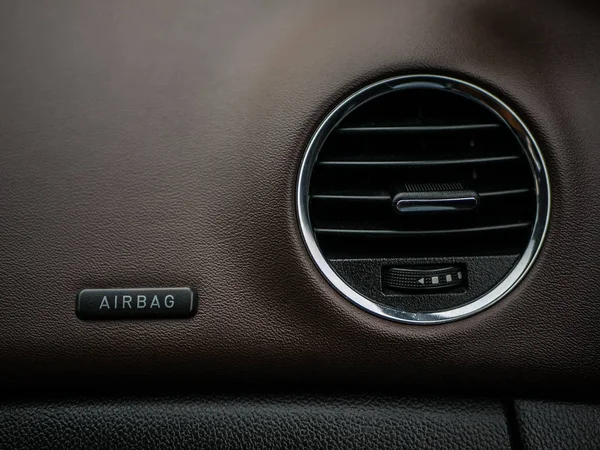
382, 266, 466, 292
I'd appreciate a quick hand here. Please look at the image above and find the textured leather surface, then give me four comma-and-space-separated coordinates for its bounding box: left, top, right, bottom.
515, 400, 600, 450
2, 0, 600, 392
0, 395, 511, 450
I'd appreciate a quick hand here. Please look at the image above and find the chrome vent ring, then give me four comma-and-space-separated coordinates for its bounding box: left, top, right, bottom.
296, 75, 550, 324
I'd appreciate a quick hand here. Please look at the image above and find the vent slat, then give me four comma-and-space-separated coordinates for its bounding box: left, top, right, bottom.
337, 123, 501, 134
479, 188, 532, 198
314, 222, 531, 237
317, 155, 520, 168
310, 188, 532, 202
310, 194, 391, 201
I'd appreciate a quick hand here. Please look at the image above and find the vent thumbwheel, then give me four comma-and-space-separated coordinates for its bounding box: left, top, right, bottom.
297, 75, 550, 324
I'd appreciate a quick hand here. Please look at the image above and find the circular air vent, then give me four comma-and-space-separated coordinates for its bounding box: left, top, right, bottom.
297, 75, 550, 324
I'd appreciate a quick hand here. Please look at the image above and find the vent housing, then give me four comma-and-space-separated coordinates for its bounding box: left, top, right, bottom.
297, 75, 550, 324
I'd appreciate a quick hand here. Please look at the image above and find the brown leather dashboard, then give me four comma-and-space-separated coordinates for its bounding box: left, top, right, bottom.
1, 0, 600, 394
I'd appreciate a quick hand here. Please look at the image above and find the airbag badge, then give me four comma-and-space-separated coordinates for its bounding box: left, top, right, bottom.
76, 288, 196, 319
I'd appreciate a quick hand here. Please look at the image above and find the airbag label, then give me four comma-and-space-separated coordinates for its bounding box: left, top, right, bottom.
77, 288, 196, 319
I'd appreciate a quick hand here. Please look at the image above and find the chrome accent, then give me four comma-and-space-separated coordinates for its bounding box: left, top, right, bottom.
296, 74, 551, 324
396, 196, 478, 213
394, 191, 479, 214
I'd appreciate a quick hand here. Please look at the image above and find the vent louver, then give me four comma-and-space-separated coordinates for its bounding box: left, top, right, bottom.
297, 75, 550, 324
310, 86, 535, 258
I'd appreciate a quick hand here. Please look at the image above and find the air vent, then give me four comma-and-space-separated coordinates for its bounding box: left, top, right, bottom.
297, 75, 550, 324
